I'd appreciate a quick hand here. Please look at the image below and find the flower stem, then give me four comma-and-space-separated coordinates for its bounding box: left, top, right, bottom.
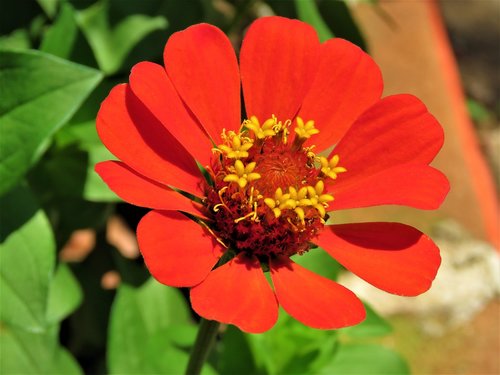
185, 318, 220, 375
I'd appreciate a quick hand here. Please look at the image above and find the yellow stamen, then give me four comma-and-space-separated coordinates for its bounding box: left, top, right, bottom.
295, 117, 319, 139
216, 132, 253, 159
306, 180, 334, 218
234, 202, 259, 223
224, 160, 261, 188
264, 187, 292, 218
245, 116, 277, 139
294, 206, 305, 224
213, 186, 230, 212
319, 154, 347, 180
199, 221, 228, 249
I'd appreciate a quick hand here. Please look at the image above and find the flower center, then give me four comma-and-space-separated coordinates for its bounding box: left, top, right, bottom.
204, 115, 346, 260
252, 143, 312, 195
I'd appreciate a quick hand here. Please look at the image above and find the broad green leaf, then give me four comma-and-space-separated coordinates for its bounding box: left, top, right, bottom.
107, 278, 192, 374
41, 3, 78, 59
0, 325, 82, 375
0, 185, 55, 330
0, 185, 82, 374
319, 344, 410, 375
77, 0, 167, 75
0, 49, 102, 196
294, 0, 334, 42
342, 303, 393, 338
46, 263, 83, 323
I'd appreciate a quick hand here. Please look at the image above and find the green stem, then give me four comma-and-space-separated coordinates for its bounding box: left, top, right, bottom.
185, 319, 221, 375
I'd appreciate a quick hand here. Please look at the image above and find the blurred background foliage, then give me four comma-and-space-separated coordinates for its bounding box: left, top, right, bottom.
2, 0, 492, 374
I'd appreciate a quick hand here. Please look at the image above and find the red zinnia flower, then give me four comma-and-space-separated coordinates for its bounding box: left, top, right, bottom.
96, 17, 449, 333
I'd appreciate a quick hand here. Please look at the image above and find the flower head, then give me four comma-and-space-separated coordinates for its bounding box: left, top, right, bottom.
96, 17, 449, 333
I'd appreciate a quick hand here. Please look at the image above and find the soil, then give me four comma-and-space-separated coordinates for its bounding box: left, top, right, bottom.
385, 301, 500, 375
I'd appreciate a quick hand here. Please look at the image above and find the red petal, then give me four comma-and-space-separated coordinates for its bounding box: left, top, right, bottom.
240, 16, 320, 121
330, 94, 444, 190
164, 24, 240, 141
315, 223, 441, 296
330, 164, 450, 210
137, 211, 223, 287
297, 38, 383, 151
96, 84, 203, 196
270, 257, 365, 329
95, 161, 204, 216
190, 254, 278, 333
129, 62, 213, 167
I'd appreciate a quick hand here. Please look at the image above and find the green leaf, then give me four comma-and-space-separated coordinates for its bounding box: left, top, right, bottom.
145, 334, 217, 375
46, 263, 83, 323
27, 149, 113, 245
342, 303, 393, 338
84, 142, 118, 201
0, 325, 82, 375
107, 278, 193, 374
217, 326, 261, 375
40, 3, 79, 59
0, 185, 82, 374
77, 0, 167, 75
160, 324, 198, 348
0, 29, 31, 50
319, 344, 410, 375
294, 0, 334, 42
0, 185, 55, 330
55, 120, 119, 202
247, 311, 335, 375
37, 0, 60, 19
0, 49, 102, 196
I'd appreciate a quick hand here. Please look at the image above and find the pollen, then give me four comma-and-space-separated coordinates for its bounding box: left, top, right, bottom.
206, 115, 346, 258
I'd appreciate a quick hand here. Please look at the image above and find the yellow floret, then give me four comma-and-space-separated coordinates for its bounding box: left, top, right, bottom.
294, 117, 320, 139
245, 116, 277, 139
217, 133, 253, 159
319, 154, 347, 180
223, 160, 261, 188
